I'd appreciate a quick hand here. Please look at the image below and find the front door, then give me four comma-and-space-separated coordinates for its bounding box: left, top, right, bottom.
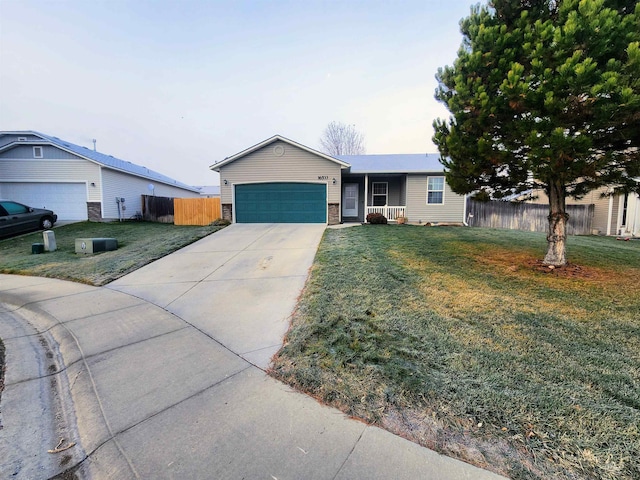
343, 183, 359, 217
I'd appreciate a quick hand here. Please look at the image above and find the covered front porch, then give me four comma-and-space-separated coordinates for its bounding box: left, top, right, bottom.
341, 174, 407, 223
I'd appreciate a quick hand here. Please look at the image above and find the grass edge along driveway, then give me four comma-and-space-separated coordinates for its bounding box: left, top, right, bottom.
0, 220, 224, 415
270, 225, 640, 480
0, 221, 224, 286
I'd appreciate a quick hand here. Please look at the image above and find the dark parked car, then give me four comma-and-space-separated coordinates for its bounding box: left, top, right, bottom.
0, 200, 57, 238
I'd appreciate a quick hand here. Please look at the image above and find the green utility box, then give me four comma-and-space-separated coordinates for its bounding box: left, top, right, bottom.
75, 238, 118, 254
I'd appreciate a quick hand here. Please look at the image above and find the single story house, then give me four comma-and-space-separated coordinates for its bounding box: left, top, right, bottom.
210, 135, 467, 225
0, 131, 201, 221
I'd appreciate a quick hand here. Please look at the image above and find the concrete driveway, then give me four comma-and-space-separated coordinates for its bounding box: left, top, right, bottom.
0, 224, 506, 479
108, 223, 325, 368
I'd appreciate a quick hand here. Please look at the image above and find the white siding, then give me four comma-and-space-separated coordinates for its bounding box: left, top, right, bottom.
0, 157, 101, 202
586, 191, 610, 235
101, 169, 199, 220
219, 140, 343, 204
406, 174, 466, 223
630, 194, 640, 236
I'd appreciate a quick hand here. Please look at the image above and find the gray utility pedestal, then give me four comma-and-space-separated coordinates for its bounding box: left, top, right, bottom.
43, 230, 57, 252
75, 238, 118, 254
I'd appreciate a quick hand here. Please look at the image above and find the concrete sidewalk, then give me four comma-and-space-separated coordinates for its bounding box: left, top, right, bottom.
0, 224, 508, 479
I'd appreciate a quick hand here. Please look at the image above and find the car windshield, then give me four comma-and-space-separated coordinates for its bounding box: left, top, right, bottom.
0, 201, 30, 215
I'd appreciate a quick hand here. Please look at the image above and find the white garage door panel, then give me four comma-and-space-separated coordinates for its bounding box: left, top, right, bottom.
0, 183, 88, 220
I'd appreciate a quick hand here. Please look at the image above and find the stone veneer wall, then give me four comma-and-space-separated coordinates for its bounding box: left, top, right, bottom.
222, 204, 233, 222
87, 202, 102, 221
328, 203, 340, 225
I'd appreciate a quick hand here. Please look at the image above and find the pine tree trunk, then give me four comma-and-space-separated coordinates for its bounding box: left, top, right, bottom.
543, 180, 568, 266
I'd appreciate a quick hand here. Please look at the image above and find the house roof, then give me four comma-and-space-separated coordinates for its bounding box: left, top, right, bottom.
0, 131, 199, 192
210, 135, 447, 175
337, 154, 445, 174
195, 185, 221, 196
210, 134, 351, 171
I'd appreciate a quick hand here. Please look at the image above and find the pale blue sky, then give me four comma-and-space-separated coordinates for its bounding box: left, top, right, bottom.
1, 0, 476, 186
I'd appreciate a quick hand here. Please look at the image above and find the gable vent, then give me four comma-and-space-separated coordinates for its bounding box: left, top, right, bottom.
17, 137, 27, 141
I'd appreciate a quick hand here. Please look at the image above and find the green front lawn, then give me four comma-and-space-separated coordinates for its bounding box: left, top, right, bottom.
0, 221, 223, 285
270, 225, 640, 480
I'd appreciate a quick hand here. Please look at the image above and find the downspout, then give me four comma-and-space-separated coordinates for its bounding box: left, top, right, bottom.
364, 174, 368, 221
98, 167, 104, 221
462, 194, 469, 226
606, 192, 614, 236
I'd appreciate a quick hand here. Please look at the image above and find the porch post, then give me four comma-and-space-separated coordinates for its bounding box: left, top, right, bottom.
606, 193, 613, 236
364, 174, 369, 220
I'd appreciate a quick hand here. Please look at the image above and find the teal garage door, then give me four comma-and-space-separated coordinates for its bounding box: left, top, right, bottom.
235, 183, 326, 223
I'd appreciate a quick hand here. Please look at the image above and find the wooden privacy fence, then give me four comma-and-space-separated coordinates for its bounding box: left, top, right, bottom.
174, 197, 221, 225
467, 199, 594, 235
142, 195, 174, 223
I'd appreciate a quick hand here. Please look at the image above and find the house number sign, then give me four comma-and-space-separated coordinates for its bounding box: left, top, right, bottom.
318, 175, 328, 180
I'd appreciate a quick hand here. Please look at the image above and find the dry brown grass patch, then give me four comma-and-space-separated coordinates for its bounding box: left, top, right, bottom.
390, 249, 595, 324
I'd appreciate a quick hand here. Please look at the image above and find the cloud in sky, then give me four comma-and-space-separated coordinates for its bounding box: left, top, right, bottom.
0, 0, 476, 186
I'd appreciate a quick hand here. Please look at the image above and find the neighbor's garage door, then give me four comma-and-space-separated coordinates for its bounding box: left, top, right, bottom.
0, 183, 87, 221
235, 183, 326, 223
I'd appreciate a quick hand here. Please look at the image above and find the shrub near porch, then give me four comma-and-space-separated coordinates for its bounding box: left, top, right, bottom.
270, 226, 640, 480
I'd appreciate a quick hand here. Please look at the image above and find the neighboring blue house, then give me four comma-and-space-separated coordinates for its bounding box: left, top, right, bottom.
0, 131, 200, 221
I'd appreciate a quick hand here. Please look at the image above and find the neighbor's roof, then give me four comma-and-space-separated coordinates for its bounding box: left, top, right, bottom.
0, 131, 199, 192
195, 185, 221, 196
337, 154, 445, 174
210, 134, 351, 171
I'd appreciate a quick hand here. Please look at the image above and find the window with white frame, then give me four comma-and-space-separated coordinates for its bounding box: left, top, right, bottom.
372, 182, 388, 206
33, 146, 43, 158
427, 177, 444, 204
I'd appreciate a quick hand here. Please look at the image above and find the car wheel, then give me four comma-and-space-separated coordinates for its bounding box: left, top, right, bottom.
41, 216, 54, 229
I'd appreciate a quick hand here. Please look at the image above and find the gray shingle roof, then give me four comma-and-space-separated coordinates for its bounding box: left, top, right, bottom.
336, 154, 445, 174
3, 131, 199, 192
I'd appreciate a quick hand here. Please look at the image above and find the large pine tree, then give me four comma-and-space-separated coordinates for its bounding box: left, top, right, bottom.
434, 0, 640, 265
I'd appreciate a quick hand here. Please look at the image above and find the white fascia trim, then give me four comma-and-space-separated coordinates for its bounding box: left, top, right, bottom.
0, 137, 51, 155
0, 130, 47, 139
99, 166, 200, 193
210, 134, 351, 171
44, 143, 199, 193
349, 169, 445, 175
